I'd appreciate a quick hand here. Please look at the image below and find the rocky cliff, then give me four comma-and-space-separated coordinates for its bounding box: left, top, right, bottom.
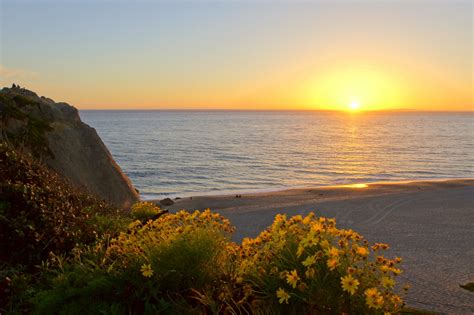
0, 85, 139, 209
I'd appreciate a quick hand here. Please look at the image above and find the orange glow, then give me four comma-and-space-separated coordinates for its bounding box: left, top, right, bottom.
344, 184, 369, 188
305, 65, 406, 111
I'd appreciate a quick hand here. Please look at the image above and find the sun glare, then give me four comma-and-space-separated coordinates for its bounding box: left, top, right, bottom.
307, 65, 406, 111
349, 101, 360, 111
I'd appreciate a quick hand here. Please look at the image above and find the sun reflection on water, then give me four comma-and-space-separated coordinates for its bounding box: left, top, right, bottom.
343, 183, 369, 188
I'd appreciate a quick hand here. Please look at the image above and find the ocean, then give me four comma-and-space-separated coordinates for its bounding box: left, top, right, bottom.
80, 110, 474, 200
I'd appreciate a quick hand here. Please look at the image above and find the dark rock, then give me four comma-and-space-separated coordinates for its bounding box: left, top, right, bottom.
160, 198, 174, 206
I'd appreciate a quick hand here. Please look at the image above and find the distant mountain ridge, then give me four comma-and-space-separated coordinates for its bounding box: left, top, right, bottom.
0, 85, 139, 209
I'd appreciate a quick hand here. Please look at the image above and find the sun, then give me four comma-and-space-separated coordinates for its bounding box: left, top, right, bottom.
349, 101, 360, 111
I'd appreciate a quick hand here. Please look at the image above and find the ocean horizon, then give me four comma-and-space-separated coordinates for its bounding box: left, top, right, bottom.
80, 110, 474, 200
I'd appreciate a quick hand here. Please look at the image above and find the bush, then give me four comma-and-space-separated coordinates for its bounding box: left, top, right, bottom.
130, 201, 162, 221
33, 211, 406, 314
237, 213, 405, 314
34, 210, 236, 314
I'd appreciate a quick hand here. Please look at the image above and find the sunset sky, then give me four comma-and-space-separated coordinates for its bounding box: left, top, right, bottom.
0, 1, 472, 111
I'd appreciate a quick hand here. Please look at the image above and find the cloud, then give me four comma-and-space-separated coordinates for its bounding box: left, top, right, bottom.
0, 65, 39, 83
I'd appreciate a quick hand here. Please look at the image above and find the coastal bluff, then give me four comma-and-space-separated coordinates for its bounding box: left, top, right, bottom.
0, 85, 139, 209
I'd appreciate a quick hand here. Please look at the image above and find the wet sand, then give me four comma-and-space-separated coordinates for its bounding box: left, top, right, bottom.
159, 179, 474, 313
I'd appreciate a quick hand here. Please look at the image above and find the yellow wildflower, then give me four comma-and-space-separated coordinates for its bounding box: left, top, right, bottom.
365, 288, 384, 309
328, 246, 340, 258
296, 245, 305, 257
356, 246, 369, 257
365, 287, 379, 299
382, 276, 395, 288
302, 255, 316, 267
292, 215, 303, 222
305, 267, 315, 278
380, 265, 390, 273
303, 232, 319, 247
320, 239, 330, 249
140, 264, 153, 278
327, 258, 339, 271
302, 213, 313, 225
286, 270, 300, 288
372, 295, 384, 309
340, 274, 360, 295
276, 287, 290, 304
311, 222, 324, 233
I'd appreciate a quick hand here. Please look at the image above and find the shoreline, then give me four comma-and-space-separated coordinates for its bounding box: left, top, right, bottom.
158, 178, 474, 313
146, 177, 474, 201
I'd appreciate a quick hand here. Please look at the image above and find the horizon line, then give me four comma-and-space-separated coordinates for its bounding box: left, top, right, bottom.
78, 108, 474, 113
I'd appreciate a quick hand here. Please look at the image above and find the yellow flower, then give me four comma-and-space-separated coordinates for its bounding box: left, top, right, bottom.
302, 255, 316, 267
276, 287, 290, 304
365, 287, 378, 298
301, 232, 318, 248
340, 274, 360, 295
382, 276, 395, 288
320, 239, 330, 249
292, 215, 303, 222
286, 270, 300, 288
305, 267, 315, 278
327, 258, 339, 271
311, 222, 324, 233
296, 245, 305, 257
380, 265, 390, 273
391, 294, 403, 307
140, 264, 153, 278
365, 288, 384, 309
302, 213, 313, 225
372, 296, 384, 309
328, 246, 340, 258
356, 246, 369, 257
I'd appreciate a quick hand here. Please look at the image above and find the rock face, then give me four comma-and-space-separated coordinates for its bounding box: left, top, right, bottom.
0, 86, 139, 209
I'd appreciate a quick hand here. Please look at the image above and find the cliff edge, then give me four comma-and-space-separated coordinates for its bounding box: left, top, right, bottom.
0, 85, 139, 209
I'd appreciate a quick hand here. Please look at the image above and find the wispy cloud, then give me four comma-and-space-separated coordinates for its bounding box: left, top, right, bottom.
0, 65, 39, 83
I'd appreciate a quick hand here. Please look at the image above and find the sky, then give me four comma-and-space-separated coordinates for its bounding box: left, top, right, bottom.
0, 0, 472, 110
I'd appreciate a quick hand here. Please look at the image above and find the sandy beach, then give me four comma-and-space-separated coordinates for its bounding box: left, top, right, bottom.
160, 179, 474, 314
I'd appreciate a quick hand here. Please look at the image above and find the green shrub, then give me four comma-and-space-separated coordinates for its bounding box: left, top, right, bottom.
130, 201, 162, 221
34, 210, 235, 314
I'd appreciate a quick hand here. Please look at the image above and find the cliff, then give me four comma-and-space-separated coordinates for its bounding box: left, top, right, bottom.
0, 85, 139, 209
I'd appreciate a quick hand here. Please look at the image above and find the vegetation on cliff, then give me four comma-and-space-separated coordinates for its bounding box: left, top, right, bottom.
0, 144, 122, 268
0, 144, 126, 312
